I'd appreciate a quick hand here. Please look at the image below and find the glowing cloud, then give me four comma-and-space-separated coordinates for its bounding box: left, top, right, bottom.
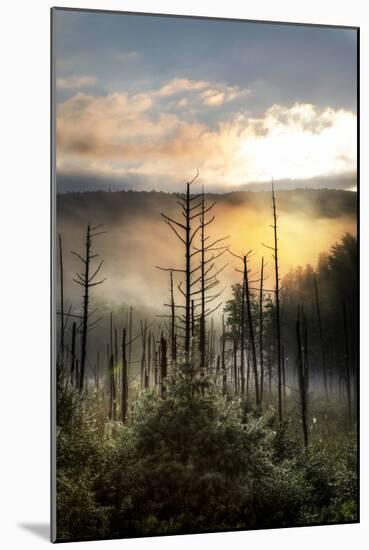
56, 82, 356, 190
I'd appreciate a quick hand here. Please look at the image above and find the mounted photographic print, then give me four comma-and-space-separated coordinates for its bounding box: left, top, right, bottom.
51, 7, 359, 543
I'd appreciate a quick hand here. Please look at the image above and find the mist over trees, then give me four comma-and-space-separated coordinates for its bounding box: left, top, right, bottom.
55, 184, 358, 542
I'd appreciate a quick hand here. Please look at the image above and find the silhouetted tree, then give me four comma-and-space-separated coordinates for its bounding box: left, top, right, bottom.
72, 224, 106, 393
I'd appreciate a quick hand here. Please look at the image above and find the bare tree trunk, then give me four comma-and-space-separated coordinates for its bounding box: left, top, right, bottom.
79, 226, 91, 393
59, 234, 65, 364
244, 254, 260, 408
128, 306, 133, 378
72, 224, 106, 393
140, 320, 147, 389
240, 268, 246, 396
185, 181, 191, 358
259, 257, 264, 406
282, 343, 286, 415
109, 353, 116, 421
121, 328, 128, 423
191, 299, 195, 338
296, 308, 308, 448
272, 182, 283, 423
170, 271, 176, 366
160, 335, 168, 398
268, 345, 272, 406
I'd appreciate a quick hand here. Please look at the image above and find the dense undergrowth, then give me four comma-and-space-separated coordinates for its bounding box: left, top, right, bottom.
56, 370, 357, 542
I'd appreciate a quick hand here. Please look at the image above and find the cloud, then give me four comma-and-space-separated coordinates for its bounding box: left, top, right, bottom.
56, 75, 97, 89
200, 85, 249, 106
56, 85, 356, 191
152, 78, 249, 107
154, 78, 209, 97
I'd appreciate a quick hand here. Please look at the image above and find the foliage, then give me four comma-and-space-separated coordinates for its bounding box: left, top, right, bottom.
56, 370, 357, 541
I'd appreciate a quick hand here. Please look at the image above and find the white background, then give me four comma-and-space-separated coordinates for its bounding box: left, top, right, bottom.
0, 0, 367, 548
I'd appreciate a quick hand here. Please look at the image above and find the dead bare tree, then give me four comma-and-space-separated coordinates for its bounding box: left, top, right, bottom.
170, 271, 176, 366
121, 328, 128, 423
157, 175, 228, 374
259, 257, 264, 406
296, 306, 309, 448
140, 320, 147, 389
240, 262, 246, 395
160, 335, 168, 398
128, 306, 133, 378
72, 224, 106, 393
262, 181, 282, 422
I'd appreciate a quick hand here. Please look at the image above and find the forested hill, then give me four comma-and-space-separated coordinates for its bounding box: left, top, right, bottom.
56, 188, 357, 312
57, 188, 357, 224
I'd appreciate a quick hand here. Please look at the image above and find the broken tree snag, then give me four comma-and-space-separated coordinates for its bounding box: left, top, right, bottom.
72, 223, 106, 393
121, 328, 128, 424
313, 272, 328, 399
296, 306, 308, 448
262, 181, 283, 422
160, 335, 168, 399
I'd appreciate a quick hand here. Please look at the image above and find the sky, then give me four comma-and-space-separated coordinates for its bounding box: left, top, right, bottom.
53, 9, 358, 193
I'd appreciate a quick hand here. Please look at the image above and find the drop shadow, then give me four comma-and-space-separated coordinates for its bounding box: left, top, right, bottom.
18, 523, 49, 541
